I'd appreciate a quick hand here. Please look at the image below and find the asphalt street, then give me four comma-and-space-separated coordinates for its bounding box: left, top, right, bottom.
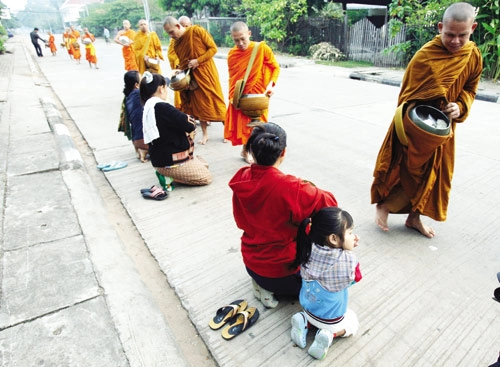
1, 35, 499, 366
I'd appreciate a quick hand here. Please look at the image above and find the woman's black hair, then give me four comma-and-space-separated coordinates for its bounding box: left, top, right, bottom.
123, 70, 140, 97
139, 72, 167, 104
291, 207, 353, 269
245, 122, 287, 166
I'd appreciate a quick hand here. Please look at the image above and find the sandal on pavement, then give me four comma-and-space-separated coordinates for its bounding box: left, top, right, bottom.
221, 307, 259, 340
142, 187, 168, 201
291, 311, 308, 349
140, 185, 163, 194
208, 299, 248, 330
97, 161, 128, 172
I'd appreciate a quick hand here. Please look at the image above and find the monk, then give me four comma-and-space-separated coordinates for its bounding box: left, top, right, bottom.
82, 27, 98, 69
69, 26, 81, 64
114, 20, 138, 71
62, 28, 73, 59
163, 16, 226, 145
133, 19, 164, 75
224, 21, 280, 163
167, 16, 191, 109
371, 2, 482, 238
48, 31, 57, 56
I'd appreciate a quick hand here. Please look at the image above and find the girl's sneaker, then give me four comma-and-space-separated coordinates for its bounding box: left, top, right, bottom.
308, 329, 333, 360
291, 312, 308, 348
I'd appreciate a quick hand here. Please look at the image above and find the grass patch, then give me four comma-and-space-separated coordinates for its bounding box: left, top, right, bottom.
315, 60, 375, 68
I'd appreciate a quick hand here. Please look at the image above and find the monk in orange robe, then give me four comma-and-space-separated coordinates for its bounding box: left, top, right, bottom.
163, 16, 226, 145
48, 32, 57, 56
82, 28, 98, 69
133, 19, 164, 75
114, 20, 138, 71
63, 28, 73, 59
371, 2, 482, 238
167, 16, 191, 109
224, 21, 280, 163
69, 26, 81, 63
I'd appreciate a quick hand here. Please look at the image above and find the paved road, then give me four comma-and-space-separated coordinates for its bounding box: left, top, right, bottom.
2, 35, 499, 366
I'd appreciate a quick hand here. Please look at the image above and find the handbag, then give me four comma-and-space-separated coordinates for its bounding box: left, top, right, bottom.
232, 42, 260, 108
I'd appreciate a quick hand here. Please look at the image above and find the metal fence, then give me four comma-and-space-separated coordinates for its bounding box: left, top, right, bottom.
166, 16, 407, 68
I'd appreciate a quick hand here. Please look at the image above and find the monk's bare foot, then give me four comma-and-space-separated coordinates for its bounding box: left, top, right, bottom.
223, 139, 229, 143
375, 203, 389, 232
198, 135, 208, 145
405, 212, 435, 238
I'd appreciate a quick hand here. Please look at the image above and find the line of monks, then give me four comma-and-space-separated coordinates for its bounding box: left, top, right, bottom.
62, 25, 99, 69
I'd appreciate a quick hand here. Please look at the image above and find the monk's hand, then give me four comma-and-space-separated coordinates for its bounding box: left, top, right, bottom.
187, 59, 199, 69
443, 102, 460, 119
265, 81, 275, 97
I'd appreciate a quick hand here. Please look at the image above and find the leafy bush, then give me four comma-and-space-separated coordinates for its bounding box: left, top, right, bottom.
309, 42, 345, 61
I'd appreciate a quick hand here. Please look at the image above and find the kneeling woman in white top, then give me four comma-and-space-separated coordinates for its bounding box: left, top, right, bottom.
140, 71, 212, 186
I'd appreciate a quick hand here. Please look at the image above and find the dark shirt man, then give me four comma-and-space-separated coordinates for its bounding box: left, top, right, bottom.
30, 28, 46, 57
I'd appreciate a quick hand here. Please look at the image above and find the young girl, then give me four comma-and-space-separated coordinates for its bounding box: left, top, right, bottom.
290, 207, 362, 360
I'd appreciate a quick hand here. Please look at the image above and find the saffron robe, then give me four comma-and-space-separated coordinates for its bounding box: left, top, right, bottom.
172, 25, 226, 121
224, 41, 280, 146
167, 38, 182, 108
48, 35, 57, 53
118, 29, 138, 71
370, 35, 482, 221
133, 31, 164, 75
83, 32, 97, 64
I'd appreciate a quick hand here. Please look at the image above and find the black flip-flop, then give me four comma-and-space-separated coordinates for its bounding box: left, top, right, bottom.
142, 188, 168, 201
221, 307, 259, 340
208, 299, 248, 330
140, 185, 162, 194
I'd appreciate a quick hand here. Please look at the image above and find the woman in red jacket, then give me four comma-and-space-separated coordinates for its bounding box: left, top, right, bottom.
229, 122, 338, 308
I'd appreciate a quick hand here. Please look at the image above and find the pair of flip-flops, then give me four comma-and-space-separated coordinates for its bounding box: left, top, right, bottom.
140, 185, 168, 201
208, 299, 259, 340
97, 161, 128, 172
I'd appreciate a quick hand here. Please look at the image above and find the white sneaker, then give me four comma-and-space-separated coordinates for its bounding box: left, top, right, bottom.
308, 329, 333, 360
291, 312, 308, 348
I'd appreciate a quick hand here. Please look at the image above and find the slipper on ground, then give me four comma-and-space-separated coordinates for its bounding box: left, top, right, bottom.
142, 187, 168, 201
97, 161, 128, 172
208, 299, 248, 330
140, 185, 163, 194
221, 307, 259, 340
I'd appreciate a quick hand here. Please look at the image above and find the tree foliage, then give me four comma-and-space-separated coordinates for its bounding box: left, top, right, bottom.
15, 0, 66, 32
157, 0, 237, 17
237, 0, 308, 45
80, 0, 164, 36
387, 0, 500, 80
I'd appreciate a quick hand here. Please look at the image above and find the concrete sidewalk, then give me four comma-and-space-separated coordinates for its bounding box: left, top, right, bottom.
2, 36, 499, 367
0, 38, 195, 366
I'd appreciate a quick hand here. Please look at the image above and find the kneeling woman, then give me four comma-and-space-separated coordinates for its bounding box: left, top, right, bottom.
140, 72, 212, 186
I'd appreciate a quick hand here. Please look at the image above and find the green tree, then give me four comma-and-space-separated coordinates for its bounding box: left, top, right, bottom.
16, 0, 65, 32
157, 0, 237, 17
237, 0, 308, 46
474, 0, 500, 81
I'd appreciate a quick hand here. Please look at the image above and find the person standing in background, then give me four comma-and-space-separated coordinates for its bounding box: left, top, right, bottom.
114, 20, 138, 71
30, 27, 46, 57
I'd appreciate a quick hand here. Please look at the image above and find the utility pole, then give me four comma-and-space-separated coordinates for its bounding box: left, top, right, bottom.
142, 0, 151, 27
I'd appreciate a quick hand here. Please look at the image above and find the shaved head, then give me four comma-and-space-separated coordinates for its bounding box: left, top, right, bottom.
230, 21, 248, 33
179, 16, 191, 27
163, 16, 178, 28
442, 2, 476, 23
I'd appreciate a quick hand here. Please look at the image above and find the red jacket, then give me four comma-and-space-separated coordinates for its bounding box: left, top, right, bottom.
229, 165, 338, 278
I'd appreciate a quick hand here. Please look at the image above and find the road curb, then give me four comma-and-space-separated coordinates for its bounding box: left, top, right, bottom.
349, 71, 500, 104
40, 97, 84, 170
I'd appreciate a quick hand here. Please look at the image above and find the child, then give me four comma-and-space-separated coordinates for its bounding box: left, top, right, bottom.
290, 207, 362, 360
